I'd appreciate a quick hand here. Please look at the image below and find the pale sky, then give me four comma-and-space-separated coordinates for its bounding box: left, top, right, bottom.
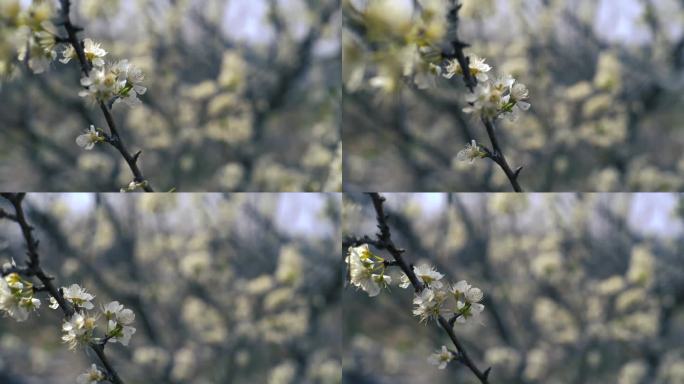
382, 193, 683, 237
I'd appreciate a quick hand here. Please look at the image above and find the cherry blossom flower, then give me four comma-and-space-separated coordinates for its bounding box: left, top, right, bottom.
427, 345, 454, 369
346, 244, 390, 297
444, 54, 491, 82
456, 140, 486, 164
450, 280, 485, 324
62, 284, 95, 310
76, 364, 106, 384
413, 264, 445, 288
0, 273, 40, 322
62, 312, 97, 350
76, 125, 104, 150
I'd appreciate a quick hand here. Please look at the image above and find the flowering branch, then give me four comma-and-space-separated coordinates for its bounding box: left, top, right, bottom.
1, 193, 132, 384
57, 0, 153, 192
345, 192, 491, 383
443, 1, 524, 192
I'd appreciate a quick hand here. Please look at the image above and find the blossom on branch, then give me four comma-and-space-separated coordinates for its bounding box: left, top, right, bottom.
76, 364, 106, 384
450, 280, 485, 324
427, 345, 454, 369
111, 59, 146, 107
413, 287, 448, 323
79, 61, 146, 106
413, 264, 445, 288
346, 244, 391, 297
456, 140, 486, 164
102, 301, 136, 346
61, 38, 107, 67
62, 311, 97, 350
444, 54, 491, 82
0, 273, 41, 322
62, 283, 95, 310
462, 73, 531, 121
75, 125, 104, 150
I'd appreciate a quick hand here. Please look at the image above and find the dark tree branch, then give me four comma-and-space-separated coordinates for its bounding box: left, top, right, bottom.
58, 0, 154, 192
442, 1, 477, 92
0, 193, 125, 384
482, 118, 523, 192
366, 193, 491, 383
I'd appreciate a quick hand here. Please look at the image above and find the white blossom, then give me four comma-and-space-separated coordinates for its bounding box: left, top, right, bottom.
61, 39, 107, 67
76, 364, 106, 384
83, 39, 107, 67
427, 345, 453, 369
456, 140, 486, 164
62, 284, 95, 310
463, 82, 508, 118
463, 74, 531, 120
346, 244, 390, 297
102, 301, 136, 346
79, 66, 123, 104
506, 82, 531, 121
450, 280, 485, 323
111, 60, 146, 107
107, 319, 136, 346
0, 273, 40, 322
62, 312, 97, 350
444, 54, 491, 82
413, 264, 444, 288
75, 125, 103, 150
413, 288, 447, 323
78, 60, 145, 106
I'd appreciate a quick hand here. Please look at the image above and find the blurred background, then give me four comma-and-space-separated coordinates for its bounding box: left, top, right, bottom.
0, 0, 341, 192
343, 0, 684, 191
343, 193, 684, 383
0, 193, 342, 383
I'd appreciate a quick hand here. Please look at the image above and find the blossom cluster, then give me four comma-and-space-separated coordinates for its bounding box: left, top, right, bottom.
344, 244, 391, 297
344, 0, 451, 93
346, 244, 485, 370
0, 272, 41, 321
1, 1, 146, 154
2, 271, 135, 381
441, 53, 531, 121
78, 58, 146, 107
346, 0, 532, 120
50, 284, 136, 350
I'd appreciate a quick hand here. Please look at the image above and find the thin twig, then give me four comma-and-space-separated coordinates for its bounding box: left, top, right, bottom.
482, 118, 523, 192
57, 0, 154, 192
0, 193, 125, 384
367, 193, 491, 383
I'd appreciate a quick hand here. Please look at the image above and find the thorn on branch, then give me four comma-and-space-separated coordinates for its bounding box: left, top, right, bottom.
484, 367, 492, 379
132, 150, 142, 164
514, 166, 524, 178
